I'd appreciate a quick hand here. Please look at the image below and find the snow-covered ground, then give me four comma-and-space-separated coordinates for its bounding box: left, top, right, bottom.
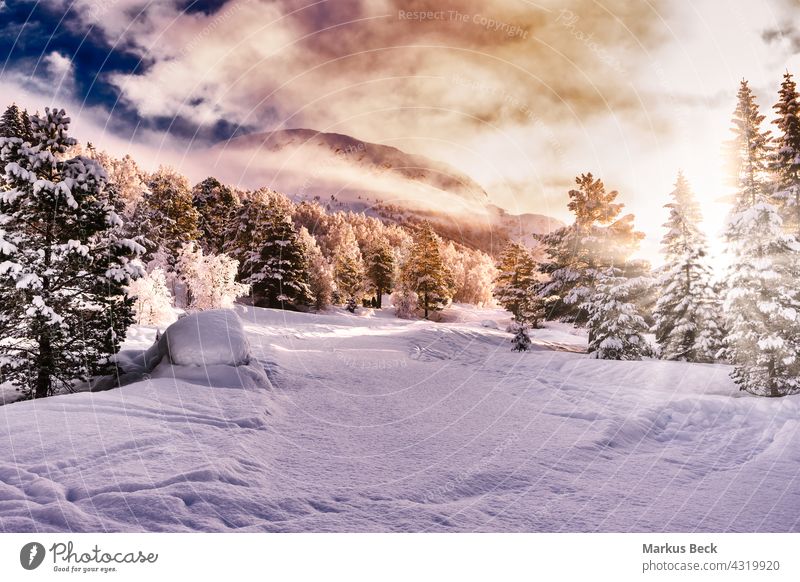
1, 304, 799, 532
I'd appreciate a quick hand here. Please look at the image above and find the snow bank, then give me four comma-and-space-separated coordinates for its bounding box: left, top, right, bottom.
97, 309, 269, 392
161, 309, 251, 366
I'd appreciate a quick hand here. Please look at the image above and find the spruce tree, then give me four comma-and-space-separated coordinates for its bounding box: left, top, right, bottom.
366, 239, 394, 308
722, 79, 800, 396
0, 108, 142, 398
401, 222, 453, 318
537, 173, 643, 322
770, 72, 800, 234
652, 172, 722, 362
0, 104, 24, 139
248, 199, 313, 309
493, 241, 543, 326
192, 176, 238, 254
584, 266, 650, 360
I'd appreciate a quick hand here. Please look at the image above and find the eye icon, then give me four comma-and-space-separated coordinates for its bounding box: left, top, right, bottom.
20, 542, 46, 570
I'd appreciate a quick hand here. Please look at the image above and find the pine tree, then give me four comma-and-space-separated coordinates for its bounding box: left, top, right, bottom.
366, 239, 394, 308
146, 166, 200, 259
770, 72, 800, 234
248, 200, 313, 309
299, 226, 334, 310
401, 222, 453, 319
493, 241, 544, 326
192, 176, 238, 254
652, 172, 722, 362
333, 225, 365, 304
722, 79, 800, 396
537, 173, 643, 322
0, 104, 24, 139
584, 266, 650, 360
0, 108, 142, 398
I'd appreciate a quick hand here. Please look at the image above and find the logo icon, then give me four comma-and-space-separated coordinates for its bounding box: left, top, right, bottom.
20, 542, 46, 570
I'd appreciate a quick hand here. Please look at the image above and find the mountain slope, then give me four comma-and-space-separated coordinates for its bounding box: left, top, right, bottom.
204, 128, 562, 253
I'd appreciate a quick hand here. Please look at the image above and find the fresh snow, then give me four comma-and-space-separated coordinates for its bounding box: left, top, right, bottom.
1, 304, 799, 532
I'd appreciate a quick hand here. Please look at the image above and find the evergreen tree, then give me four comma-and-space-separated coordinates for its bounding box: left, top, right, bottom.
0, 108, 142, 398
770, 72, 800, 234
722, 79, 800, 396
401, 222, 453, 319
146, 166, 200, 259
510, 323, 532, 352
333, 225, 365, 304
652, 172, 722, 362
366, 239, 394, 308
19, 109, 34, 144
727, 80, 772, 211
537, 173, 643, 322
192, 176, 238, 254
248, 200, 313, 309
299, 227, 334, 310
0, 104, 24, 139
584, 266, 650, 360
493, 241, 544, 326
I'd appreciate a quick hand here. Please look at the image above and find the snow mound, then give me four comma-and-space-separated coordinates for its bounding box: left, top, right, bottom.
162, 309, 251, 366
96, 310, 269, 392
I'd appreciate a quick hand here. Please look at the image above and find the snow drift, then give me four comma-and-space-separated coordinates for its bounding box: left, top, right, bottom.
100, 309, 269, 392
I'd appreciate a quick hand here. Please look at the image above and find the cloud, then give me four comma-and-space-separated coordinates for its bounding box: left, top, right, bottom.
6, 0, 800, 264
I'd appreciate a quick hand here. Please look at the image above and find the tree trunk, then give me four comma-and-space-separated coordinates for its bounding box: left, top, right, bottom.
35, 332, 52, 399
376, 287, 382, 309
424, 291, 429, 319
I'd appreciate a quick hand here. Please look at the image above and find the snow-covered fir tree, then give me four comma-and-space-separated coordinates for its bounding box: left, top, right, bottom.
584, 266, 650, 360
537, 173, 643, 322
224, 188, 270, 277
0, 108, 142, 398
366, 239, 394, 308
247, 199, 313, 309
493, 241, 544, 326
652, 172, 723, 362
510, 322, 532, 352
192, 176, 238, 254
770, 72, 800, 234
126, 264, 175, 326
0, 104, 27, 140
722, 79, 800, 396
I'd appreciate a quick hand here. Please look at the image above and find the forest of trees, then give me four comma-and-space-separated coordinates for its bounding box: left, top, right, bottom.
2, 70, 800, 399
493, 73, 800, 397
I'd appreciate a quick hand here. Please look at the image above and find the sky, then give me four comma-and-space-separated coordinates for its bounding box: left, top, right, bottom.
2, 0, 800, 262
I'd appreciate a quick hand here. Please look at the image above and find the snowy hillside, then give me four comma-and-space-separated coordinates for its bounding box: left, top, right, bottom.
1, 306, 798, 532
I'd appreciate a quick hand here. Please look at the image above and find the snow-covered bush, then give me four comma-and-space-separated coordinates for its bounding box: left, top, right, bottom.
127, 265, 175, 326
510, 323, 531, 352
176, 242, 249, 311
391, 287, 419, 319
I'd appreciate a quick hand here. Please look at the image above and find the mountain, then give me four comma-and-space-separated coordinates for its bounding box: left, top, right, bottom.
204, 128, 562, 254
